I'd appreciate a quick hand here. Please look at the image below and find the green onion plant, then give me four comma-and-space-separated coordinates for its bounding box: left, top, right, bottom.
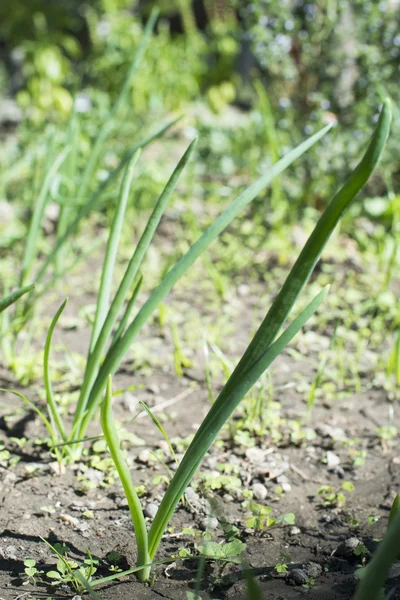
38, 101, 390, 582
42, 117, 334, 459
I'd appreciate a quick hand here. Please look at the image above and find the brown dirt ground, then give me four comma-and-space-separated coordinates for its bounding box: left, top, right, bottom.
0, 249, 398, 600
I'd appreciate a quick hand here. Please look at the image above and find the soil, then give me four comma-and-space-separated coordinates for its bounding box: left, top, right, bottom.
0, 235, 399, 600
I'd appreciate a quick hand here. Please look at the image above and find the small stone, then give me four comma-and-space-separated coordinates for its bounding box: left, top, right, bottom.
334, 537, 361, 558
0, 99, 22, 125
287, 568, 308, 586
318, 424, 345, 440
158, 440, 169, 454
223, 494, 234, 502
147, 384, 160, 395
117, 497, 129, 509
245, 447, 267, 464
137, 450, 150, 464
388, 563, 400, 579
281, 482, 292, 493
122, 393, 138, 412
276, 474, 289, 484
205, 456, 219, 470
306, 562, 322, 578
84, 468, 104, 484
289, 526, 301, 536
251, 482, 268, 501
45, 202, 60, 222
144, 503, 159, 519
326, 451, 341, 469
5, 546, 17, 560
49, 461, 65, 476
0, 201, 15, 224
200, 517, 219, 531
59, 514, 80, 528
69, 502, 87, 512
185, 487, 200, 504
334, 466, 345, 479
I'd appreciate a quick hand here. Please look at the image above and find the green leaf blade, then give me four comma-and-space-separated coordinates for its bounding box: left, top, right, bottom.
147, 286, 329, 558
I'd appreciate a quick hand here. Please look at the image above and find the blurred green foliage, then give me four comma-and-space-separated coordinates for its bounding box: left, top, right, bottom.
1, 0, 399, 215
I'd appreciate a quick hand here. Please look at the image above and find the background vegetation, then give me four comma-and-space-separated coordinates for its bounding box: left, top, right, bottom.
0, 2, 399, 598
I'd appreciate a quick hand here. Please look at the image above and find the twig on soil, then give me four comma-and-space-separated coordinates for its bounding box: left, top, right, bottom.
290, 463, 310, 481
290, 462, 325, 484
137, 387, 196, 419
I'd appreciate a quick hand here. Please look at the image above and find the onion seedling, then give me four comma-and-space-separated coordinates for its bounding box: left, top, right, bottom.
94, 102, 391, 582
39, 102, 390, 470
70, 121, 334, 446
38, 107, 334, 461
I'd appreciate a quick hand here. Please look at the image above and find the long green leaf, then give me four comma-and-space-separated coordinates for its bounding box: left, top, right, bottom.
220, 98, 391, 399
139, 400, 178, 464
111, 275, 143, 347
146, 100, 391, 559
90, 151, 141, 352
147, 286, 329, 558
44, 299, 68, 442
101, 376, 150, 582
78, 123, 332, 436
0, 283, 35, 314
353, 511, 400, 600
73, 138, 197, 433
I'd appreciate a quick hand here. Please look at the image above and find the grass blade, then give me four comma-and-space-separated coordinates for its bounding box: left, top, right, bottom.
74, 572, 103, 600
147, 286, 329, 558
245, 566, 263, 600
89, 558, 175, 587
139, 401, 178, 465
56, 104, 80, 259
